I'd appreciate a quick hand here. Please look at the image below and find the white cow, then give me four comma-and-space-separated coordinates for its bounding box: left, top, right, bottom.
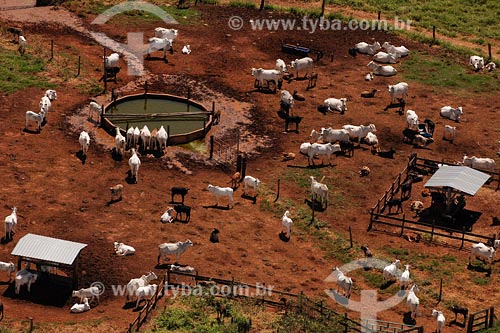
382, 42, 409, 57
400, 264, 411, 290
307, 142, 340, 166
251, 68, 282, 88
469, 242, 495, 267
114, 242, 136, 256
15, 269, 38, 294
432, 309, 446, 333
367, 61, 397, 76
126, 271, 157, 301
443, 125, 456, 142
70, 297, 91, 313
146, 37, 172, 59
207, 184, 234, 207
309, 176, 328, 207
406, 284, 419, 319
128, 148, 141, 183
39, 95, 51, 113
299, 142, 312, 155
332, 267, 352, 298
72, 286, 101, 304
135, 284, 158, 309
363, 132, 379, 146
382, 259, 400, 283
154, 27, 178, 41
281, 211, 293, 238
388, 82, 409, 102
280, 90, 294, 109
4, 207, 17, 240
18, 35, 26, 54
440, 106, 463, 122
114, 127, 126, 156
373, 51, 399, 64
485, 62, 496, 71
313, 128, 350, 144
140, 125, 152, 151
104, 52, 119, 68
89, 101, 102, 121
45, 89, 57, 101
181, 45, 191, 54
157, 240, 193, 263
275, 58, 288, 73
406, 110, 419, 130
469, 55, 484, 71
463, 155, 496, 172
160, 207, 175, 223
242, 176, 261, 196
354, 41, 381, 55
290, 57, 314, 77
126, 127, 135, 148
79, 131, 90, 155
25, 110, 45, 132
156, 125, 168, 151
0, 261, 15, 281
322, 98, 348, 114
342, 124, 377, 144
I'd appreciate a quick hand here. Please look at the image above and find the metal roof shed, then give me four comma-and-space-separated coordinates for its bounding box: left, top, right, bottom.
11, 234, 87, 287
424, 165, 490, 212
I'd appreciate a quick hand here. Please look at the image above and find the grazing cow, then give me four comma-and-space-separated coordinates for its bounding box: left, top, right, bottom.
432, 309, 446, 333
15, 270, 38, 295
290, 57, 314, 78
469, 55, 484, 71
342, 124, 377, 144
307, 143, 340, 166
251, 68, 281, 89
367, 61, 397, 76
463, 155, 496, 172
4, 207, 17, 241
319, 98, 348, 114
361, 245, 373, 266
406, 284, 419, 319
281, 211, 293, 238
388, 82, 409, 103
18, 35, 26, 55
79, 131, 90, 156
280, 90, 294, 114
402, 128, 419, 144
354, 41, 381, 55
207, 185, 233, 208
373, 51, 399, 64
126, 272, 157, 302
243, 176, 261, 196
158, 240, 193, 263
332, 267, 352, 298
128, 148, 141, 183
440, 106, 463, 122
309, 176, 328, 207
469, 242, 495, 267
382, 42, 409, 57
443, 125, 456, 142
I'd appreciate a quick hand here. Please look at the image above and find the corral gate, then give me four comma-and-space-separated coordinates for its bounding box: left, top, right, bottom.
467, 307, 496, 333
361, 319, 422, 333
209, 128, 240, 171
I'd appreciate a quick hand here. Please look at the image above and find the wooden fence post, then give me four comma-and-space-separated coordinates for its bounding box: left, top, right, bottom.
349, 226, 353, 248
344, 313, 348, 333
274, 177, 280, 202
209, 135, 214, 159
49, 39, 54, 61
489, 306, 495, 328
377, 11, 381, 30
460, 227, 466, 249
431, 26, 436, 46
437, 278, 442, 304
320, 0, 326, 17
367, 210, 374, 231
400, 214, 406, 236
76, 55, 81, 77
29, 317, 33, 332
488, 43, 492, 61
430, 219, 435, 242
103, 47, 107, 92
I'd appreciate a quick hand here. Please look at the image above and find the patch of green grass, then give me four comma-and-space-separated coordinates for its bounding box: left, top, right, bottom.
471, 276, 490, 286
385, 248, 409, 259
400, 51, 499, 94
0, 48, 54, 94
326, 0, 500, 40
228, 1, 256, 9
179, 140, 207, 153
76, 79, 102, 96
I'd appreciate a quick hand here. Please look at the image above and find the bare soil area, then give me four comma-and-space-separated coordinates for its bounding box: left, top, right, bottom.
0, 3, 499, 332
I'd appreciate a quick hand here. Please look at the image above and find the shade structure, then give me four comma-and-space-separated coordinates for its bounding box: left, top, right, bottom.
424, 165, 490, 196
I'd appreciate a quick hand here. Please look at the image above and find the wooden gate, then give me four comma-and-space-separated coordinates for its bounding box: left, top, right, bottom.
467, 307, 495, 333
209, 129, 239, 171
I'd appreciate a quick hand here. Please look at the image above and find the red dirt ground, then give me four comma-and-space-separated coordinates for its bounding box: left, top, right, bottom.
0, 3, 499, 332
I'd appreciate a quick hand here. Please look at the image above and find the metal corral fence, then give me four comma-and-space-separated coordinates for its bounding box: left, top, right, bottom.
368, 154, 499, 249
165, 270, 423, 333
126, 275, 167, 333
467, 307, 496, 333
208, 128, 240, 171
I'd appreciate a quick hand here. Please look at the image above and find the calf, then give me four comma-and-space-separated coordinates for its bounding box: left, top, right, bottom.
383, 198, 403, 214
210, 228, 220, 243
174, 205, 191, 222
377, 148, 396, 159
171, 187, 189, 204
451, 304, 468, 325
109, 184, 123, 201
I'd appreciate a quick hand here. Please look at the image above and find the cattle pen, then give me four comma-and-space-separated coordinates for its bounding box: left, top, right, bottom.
368, 154, 500, 249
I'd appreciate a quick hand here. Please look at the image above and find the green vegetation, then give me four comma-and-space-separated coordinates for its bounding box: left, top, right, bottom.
400, 51, 499, 94
180, 140, 208, 154
0, 48, 55, 94
327, 0, 500, 40
228, 1, 256, 9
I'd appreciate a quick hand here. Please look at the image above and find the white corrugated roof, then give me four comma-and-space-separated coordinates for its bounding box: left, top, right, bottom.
424, 165, 490, 196
11, 234, 87, 266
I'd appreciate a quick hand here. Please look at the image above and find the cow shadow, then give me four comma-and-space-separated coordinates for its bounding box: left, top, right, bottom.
122, 301, 137, 310
1, 236, 13, 244
279, 232, 290, 242
202, 205, 231, 210
241, 193, 257, 204
125, 171, 137, 184
106, 198, 122, 206
2, 277, 71, 307
467, 263, 492, 276
22, 128, 41, 135
380, 280, 396, 290
402, 312, 416, 325
325, 289, 349, 306
111, 148, 124, 161
304, 199, 326, 212
76, 151, 87, 165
